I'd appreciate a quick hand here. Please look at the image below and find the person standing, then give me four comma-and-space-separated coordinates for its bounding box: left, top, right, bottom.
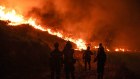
94, 43, 107, 79
63, 41, 76, 79
83, 46, 93, 71
50, 42, 63, 79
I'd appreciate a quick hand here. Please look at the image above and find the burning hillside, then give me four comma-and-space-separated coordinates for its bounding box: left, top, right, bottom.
0, 1, 140, 79
0, 20, 71, 50
0, 0, 140, 51
0, 5, 87, 50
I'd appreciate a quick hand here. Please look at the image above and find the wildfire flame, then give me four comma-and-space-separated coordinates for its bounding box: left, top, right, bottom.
115, 48, 125, 52
0, 6, 87, 50
0, 6, 133, 52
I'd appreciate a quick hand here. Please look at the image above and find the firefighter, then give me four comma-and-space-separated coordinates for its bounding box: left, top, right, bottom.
94, 43, 107, 79
63, 41, 76, 79
50, 42, 63, 79
83, 46, 93, 71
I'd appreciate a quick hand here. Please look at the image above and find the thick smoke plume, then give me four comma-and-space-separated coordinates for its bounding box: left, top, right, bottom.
0, 0, 140, 50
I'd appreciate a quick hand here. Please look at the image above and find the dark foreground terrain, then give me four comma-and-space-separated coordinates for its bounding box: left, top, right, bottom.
0, 21, 140, 79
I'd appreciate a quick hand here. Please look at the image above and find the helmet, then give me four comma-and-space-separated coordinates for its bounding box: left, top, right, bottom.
66, 41, 72, 48
87, 46, 90, 50
99, 43, 102, 47
54, 42, 59, 48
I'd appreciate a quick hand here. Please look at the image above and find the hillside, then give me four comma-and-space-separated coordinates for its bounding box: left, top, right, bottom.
0, 20, 140, 79
0, 20, 66, 79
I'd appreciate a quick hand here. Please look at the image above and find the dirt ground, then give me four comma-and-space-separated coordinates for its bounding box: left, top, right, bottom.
1, 52, 140, 79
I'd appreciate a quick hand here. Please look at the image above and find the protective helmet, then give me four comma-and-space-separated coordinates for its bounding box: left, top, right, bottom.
54, 42, 59, 48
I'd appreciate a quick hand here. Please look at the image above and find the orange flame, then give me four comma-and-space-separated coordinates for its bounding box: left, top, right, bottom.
115, 48, 125, 52
0, 6, 133, 52
0, 6, 87, 50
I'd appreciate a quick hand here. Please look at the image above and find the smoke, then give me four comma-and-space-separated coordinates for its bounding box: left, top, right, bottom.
0, 0, 140, 50
0, 0, 43, 13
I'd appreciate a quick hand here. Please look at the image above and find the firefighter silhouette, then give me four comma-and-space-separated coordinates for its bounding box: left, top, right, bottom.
83, 46, 93, 71
50, 42, 63, 79
63, 41, 76, 79
94, 43, 107, 79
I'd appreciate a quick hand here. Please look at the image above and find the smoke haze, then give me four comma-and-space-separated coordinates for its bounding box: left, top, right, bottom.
0, 0, 140, 50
